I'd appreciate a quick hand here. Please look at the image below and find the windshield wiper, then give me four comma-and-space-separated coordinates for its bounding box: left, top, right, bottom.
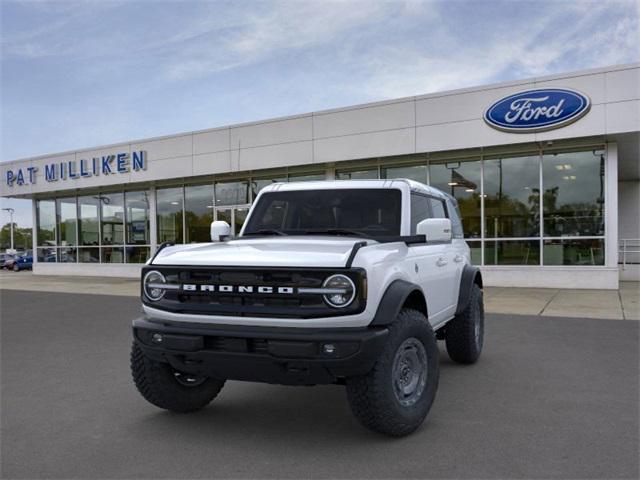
243, 229, 287, 236
304, 228, 370, 238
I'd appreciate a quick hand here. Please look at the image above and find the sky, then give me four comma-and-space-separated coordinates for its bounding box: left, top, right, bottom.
1, 0, 639, 229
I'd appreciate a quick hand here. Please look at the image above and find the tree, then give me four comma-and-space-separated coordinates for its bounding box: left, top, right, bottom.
0, 223, 32, 251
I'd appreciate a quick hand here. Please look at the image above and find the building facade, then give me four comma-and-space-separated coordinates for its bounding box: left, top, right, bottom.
2, 63, 639, 288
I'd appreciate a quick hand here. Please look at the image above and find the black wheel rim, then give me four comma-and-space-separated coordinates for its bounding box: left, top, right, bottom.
392, 337, 428, 407
173, 370, 207, 387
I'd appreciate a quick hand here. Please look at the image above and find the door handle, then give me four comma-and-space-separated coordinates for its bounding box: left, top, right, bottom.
436, 257, 448, 267
454, 254, 464, 263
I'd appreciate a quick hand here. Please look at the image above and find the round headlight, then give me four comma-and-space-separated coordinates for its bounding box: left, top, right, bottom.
143, 270, 166, 301
322, 274, 356, 308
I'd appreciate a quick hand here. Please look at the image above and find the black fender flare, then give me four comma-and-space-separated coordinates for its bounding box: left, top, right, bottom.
370, 279, 427, 326
455, 265, 483, 315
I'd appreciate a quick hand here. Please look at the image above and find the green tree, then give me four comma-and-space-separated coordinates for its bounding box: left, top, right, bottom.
0, 223, 32, 251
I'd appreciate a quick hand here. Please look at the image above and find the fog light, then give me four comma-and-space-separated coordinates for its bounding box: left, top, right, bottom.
323, 343, 336, 355
152, 333, 163, 344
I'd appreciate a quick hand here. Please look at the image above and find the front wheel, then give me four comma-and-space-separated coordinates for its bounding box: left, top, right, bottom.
130, 342, 225, 413
12, 263, 19, 272
345, 309, 439, 436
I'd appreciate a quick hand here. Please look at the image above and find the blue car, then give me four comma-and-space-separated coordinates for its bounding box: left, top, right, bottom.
13, 253, 33, 271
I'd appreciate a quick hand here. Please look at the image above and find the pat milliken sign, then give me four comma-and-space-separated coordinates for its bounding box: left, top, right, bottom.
484, 88, 591, 133
5, 151, 147, 187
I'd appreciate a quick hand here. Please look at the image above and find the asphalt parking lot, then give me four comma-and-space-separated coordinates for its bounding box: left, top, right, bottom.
1, 289, 638, 479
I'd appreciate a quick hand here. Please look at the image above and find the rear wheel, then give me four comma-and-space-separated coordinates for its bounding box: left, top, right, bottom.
131, 342, 225, 413
345, 309, 439, 436
445, 284, 484, 364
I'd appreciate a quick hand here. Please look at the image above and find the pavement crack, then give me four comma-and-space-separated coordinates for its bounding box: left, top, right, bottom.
538, 289, 561, 316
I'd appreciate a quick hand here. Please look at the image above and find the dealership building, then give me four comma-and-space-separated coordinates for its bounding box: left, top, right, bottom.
1, 63, 638, 289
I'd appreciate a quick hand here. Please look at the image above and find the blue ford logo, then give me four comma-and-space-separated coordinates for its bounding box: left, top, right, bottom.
484, 88, 591, 133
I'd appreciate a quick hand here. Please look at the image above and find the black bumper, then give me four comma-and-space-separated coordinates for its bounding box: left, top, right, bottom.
133, 317, 388, 386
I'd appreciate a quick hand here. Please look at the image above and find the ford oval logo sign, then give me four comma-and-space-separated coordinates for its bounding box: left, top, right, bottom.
484, 88, 591, 133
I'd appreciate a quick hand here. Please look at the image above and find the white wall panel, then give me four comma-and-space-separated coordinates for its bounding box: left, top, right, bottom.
606, 68, 640, 103
230, 116, 312, 149
536, 104, 607, 141
416, 85, 530, 126
131, 134, 192, 161
606, 100, 640, 134
132, 156, 192, 182
315, 128, 415, 163
193, 151, 232, 176
534, 72, 606, 105
314, 101, 414, 139
234, 141, 313, 171
416, 119, 535, 152
193, 128, 229, 155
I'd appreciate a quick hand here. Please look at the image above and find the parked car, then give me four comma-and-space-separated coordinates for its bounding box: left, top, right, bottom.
130, 179, 484, 436
12, 252, 33, 271
2, 253, 17, 270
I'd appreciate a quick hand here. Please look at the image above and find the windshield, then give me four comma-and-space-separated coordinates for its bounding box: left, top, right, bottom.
243, 189, 402, 238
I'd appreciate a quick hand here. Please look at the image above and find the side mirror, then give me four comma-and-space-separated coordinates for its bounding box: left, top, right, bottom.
416, 218, 452, 243
210, 221, 231, 242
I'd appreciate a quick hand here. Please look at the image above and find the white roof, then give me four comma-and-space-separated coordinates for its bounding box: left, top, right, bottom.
260, 179, 448, 198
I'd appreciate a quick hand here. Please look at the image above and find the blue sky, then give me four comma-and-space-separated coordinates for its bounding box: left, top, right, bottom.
1, 0, 639, 228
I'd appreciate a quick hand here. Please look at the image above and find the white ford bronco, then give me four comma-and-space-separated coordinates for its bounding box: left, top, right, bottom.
131, 179, 484, 436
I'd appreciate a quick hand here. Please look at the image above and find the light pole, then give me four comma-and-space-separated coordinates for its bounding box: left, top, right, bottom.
2, 207, 15, 251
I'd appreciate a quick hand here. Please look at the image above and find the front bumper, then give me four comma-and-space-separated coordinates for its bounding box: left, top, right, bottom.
133, 317, 388, 385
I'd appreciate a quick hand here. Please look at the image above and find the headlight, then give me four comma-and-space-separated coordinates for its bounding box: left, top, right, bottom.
322, 274, 356, 308
143, 270, 166, 301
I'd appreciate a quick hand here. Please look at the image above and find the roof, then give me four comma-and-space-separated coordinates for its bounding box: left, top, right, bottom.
259, 178, 449, 198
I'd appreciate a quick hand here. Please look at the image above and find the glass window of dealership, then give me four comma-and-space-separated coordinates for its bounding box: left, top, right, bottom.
35, 142, 607, 267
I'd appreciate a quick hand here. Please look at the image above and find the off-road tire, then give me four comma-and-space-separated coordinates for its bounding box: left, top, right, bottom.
445, 284, 484, 364
131, 342, 225, 413
345, 309, 439, 436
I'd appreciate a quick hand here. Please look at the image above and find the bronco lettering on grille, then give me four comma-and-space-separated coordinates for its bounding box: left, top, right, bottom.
182, 284, 295, 294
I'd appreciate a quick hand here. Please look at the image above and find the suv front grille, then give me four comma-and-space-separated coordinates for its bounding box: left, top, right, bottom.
142, 266, 366, 319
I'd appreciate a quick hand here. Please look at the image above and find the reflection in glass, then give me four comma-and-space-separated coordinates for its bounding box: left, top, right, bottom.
125, 191, 150, 245
185, 184, 214, 243
252, 177, 287, 198
37, 247, 57, 262
78, 247, 100, 263
157, 187, 184, 243
215, 180, 248, 206
78, 196, 100, 246
101, 247, 124, 263
336, 169, 378, 180
100, 193, 124, 245
466, 241, 481, 265
56, 198, 77, 246
126, 246, 150, 263
288, 172, 325, 182
383, 164, 428, 184
235, 207, 249, 236
58, 247, 77, 263
543, 239, 604, 265
37, 200, 56, 246
542, 150, 605, 237
484, 240, 540, 265
215, 208, 232, 230
430, 160, 481, 238
484, 155, 540, 238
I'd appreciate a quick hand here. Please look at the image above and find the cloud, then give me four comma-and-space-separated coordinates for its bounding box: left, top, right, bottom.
350, 0, 639, 100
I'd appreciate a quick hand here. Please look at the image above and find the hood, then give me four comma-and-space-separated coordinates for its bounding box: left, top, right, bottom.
152, 236, 368, 268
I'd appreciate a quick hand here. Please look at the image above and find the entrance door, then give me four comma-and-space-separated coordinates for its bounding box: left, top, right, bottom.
215, 206, 250, 236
